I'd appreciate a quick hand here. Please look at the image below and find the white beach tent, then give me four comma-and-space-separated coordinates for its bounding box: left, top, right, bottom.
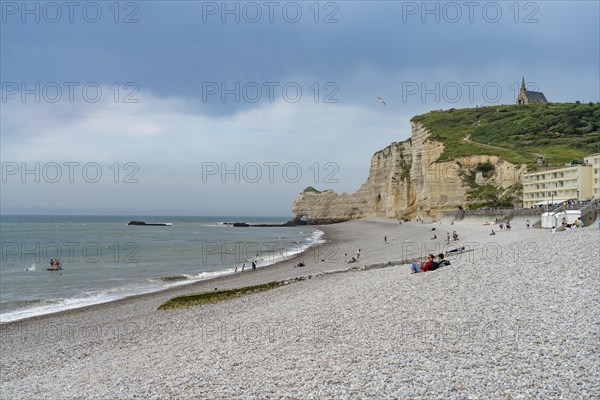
541, 212, 557, 229
553, 210, 581, 226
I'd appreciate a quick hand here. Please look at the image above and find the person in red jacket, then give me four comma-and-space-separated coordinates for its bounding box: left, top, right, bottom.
411, 254, 436, 273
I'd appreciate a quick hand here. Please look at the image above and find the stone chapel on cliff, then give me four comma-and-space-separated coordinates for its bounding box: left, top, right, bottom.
516, 77, 548, 104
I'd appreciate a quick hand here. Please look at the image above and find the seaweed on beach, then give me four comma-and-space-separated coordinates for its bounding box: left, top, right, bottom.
157, 281, 283, 310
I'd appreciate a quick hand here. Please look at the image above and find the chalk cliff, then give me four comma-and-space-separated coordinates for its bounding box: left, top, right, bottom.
291, 122, 526, 223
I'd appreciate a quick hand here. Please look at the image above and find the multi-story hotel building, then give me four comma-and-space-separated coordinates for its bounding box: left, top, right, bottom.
584, 153, 600, 200
522, 155, 598, 208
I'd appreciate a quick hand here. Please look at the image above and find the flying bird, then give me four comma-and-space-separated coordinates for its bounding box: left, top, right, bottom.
378, 96, 386, 105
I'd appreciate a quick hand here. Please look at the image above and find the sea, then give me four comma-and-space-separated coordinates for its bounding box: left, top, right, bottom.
0, 215, 323, 323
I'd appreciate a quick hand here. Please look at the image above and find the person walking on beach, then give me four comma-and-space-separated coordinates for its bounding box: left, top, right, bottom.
384, 236, 387, 243
526, 219, 530, 229
242, 263, 245, 272
252, 261, 256, 270
356, 249, 361, 259
447, 232, 450, 244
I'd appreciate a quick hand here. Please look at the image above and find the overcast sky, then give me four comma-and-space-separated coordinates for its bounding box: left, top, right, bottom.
1, 1, 599, 216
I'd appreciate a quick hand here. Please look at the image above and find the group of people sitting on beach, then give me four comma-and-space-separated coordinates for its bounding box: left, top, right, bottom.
490, 221, 513, 235
498, 222, 511, 231
444, 230, 460, 244
550, 217, 588, 232
410, 253, 450, 273
563, 217, 585, 229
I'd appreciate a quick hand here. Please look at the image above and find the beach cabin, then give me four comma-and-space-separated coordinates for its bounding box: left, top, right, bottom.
541, 210, 582, 229
541, 212, 557, 229
554, 210, 581, 226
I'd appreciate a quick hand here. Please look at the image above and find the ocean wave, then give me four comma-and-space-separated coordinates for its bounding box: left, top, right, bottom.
148, 269, 235, 286
250, 229, 325, 267
1, 298, 62, 311
0, 292, 124, 324
148, 274, 199, 283
0, 283, 174, 324
310, 229, 326, 243
0, 270, 240, 324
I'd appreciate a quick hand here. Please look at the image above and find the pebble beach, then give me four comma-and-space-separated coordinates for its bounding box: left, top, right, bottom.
1, 218, 598, 399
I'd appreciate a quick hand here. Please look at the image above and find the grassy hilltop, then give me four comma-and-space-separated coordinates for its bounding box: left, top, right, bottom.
412, 102, 600, 168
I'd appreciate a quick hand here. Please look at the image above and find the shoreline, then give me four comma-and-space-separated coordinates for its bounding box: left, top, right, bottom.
0, 227, 330, 327
0, 218, 440, 327
0, 217, 543, 328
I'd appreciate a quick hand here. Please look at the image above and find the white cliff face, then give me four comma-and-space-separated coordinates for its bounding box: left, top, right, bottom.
291, 140, 413, 224
291, 122, 525, 223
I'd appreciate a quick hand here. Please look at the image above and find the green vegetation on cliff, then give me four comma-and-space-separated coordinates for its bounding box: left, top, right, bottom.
459, 161, 496, 188
412, 102, 600, 167
456, 161, 515, 208
302, 186, 321, 194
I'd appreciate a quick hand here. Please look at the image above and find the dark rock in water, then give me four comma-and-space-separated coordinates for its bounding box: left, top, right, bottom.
225, 220, 307, 227
288, 219, 308, 226
128, 220, 171, 226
